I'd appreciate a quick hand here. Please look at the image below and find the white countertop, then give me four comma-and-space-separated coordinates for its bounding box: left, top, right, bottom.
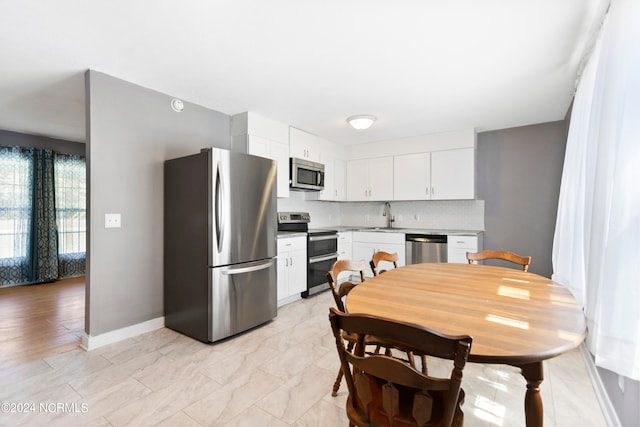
320, 226, 483, 236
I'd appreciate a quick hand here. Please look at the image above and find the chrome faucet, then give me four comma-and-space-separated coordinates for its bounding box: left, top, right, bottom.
383, 201, 395, 228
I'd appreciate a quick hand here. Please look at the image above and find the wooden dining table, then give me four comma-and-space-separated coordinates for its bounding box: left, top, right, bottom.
346, 262, 587, 427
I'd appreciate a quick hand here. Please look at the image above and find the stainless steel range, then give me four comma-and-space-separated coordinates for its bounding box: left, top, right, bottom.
277, 212, 338, 298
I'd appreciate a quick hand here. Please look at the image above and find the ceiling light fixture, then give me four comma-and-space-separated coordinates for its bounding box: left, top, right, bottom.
347, 115, 377, 130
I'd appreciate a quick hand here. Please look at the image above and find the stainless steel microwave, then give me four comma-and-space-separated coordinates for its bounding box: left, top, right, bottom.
289, 158, 325, 191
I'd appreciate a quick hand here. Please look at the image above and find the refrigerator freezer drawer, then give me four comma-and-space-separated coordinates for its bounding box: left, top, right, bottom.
209, 259, 277, 342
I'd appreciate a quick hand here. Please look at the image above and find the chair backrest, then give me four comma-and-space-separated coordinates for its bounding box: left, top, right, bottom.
329, 307, 472, 427
466, 249, 532, 272
369, 251, 399, 276
326, 260, 366, 312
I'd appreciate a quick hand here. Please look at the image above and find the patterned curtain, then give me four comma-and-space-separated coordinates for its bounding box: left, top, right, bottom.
0, 147, 33, 286
54, 153, 86, 278
29, 149, 59, 282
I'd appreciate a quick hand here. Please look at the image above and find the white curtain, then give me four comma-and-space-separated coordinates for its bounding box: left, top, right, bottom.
552, 0, 640, 381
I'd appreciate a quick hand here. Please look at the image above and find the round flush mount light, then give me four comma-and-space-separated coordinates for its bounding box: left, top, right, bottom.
170, 98, 184, 113
347, 115, 377, 130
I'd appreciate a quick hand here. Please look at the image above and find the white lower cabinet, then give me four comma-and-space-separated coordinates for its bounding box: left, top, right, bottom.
277, 235, 307, 306
447, 235, 480, 264
337, 231, 353, 260
352, 232, 405, 277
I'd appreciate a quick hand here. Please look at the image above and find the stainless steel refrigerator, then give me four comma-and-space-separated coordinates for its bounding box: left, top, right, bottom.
164, 147, 277, 343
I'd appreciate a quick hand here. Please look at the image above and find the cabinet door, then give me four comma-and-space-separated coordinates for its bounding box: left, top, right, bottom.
289, 127, 320, 162
352, 242, 376, 277
334, 158, 346, 201
318, 155, 335, 201
288, 248, 308, 294
368, 157, 394, 201
276, 254, 288, 301
394, 153, 430, 200
270, 141, 290, 198
247, 135, 270, 158
347, 159, 370, 201
431, 148, 475, 200
338, 231, 353, 260
447, 235, 478, 264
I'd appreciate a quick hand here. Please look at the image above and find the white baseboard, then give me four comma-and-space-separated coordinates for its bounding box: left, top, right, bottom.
81, 317, 165, 351
580, 343, 622, 427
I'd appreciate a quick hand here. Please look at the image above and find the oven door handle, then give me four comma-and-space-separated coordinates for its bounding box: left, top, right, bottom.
308, 234, 337, 242
309, 254, 338, 264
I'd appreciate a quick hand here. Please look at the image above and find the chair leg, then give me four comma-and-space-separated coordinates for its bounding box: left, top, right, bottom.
332, 366, 343, 397
333, 341, 354, 397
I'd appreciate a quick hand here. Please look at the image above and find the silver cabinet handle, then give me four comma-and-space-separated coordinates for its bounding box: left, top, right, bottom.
309, 254, 338, 264
309, 234, 337, 242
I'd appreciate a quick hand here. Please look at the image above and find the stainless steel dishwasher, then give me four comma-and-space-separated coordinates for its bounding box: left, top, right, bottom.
405, 234, 448, 264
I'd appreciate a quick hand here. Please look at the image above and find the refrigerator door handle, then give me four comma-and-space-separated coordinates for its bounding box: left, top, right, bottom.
214, 161, 225, 253
220, 259, 274, 275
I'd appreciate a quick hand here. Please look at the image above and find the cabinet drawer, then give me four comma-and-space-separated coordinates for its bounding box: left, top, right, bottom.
338, 231, 353, 244
447, 235, 477, 249
277, 236, 307, 252
353, 231, 405, 245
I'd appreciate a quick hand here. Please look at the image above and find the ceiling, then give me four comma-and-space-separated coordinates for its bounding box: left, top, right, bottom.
0, 1, 609, 145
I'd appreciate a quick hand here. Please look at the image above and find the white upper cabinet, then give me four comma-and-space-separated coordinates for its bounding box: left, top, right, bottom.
231, 112, 290, 198
431, 148, 475, 200
319, 143, 346, 201
347, 157, 393, 201
393, 148, 475, 201
393, 153, 431, 200
289, 127, 321, 162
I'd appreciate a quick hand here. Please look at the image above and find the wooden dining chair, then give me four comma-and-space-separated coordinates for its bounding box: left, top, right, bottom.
329, 307, 472, 427
466, 249, 532, 272
327, 260, 419, 396
327, 259, 366, 313
369, 251, 399, 276
370, 250, 428, 374
327, 260, 373, 396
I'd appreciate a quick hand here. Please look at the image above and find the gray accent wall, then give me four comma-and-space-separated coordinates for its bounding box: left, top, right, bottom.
0, 129, 85, 155
477, 121, 567, 278
85, 70, 230, 336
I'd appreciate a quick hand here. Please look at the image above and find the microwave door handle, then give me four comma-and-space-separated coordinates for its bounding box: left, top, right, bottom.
317, 171, 322, 186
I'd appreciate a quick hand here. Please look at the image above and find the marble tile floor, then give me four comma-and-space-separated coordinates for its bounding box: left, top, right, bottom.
0, 291, 607, 427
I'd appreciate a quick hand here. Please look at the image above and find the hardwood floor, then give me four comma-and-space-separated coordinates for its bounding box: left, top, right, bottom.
0, 277, 84, 367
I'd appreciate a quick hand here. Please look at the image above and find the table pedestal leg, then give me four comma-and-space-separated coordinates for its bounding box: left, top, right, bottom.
520, 362, 544, 427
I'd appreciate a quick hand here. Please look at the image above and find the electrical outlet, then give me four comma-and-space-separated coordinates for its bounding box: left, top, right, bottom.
364, 215, 370, 222
105, 213, 121, 228
414, 214, 420, 221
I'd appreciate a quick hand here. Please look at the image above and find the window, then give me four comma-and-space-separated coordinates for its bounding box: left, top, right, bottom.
54, 154, 86, 255
0, 147, 86, 286
0, 147, 32, 260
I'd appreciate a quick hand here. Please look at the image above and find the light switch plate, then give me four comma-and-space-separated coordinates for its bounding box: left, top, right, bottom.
105, 213, 121, 228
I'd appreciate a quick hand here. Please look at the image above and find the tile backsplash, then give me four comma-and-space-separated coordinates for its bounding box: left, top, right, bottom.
277, 193, 484, 231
